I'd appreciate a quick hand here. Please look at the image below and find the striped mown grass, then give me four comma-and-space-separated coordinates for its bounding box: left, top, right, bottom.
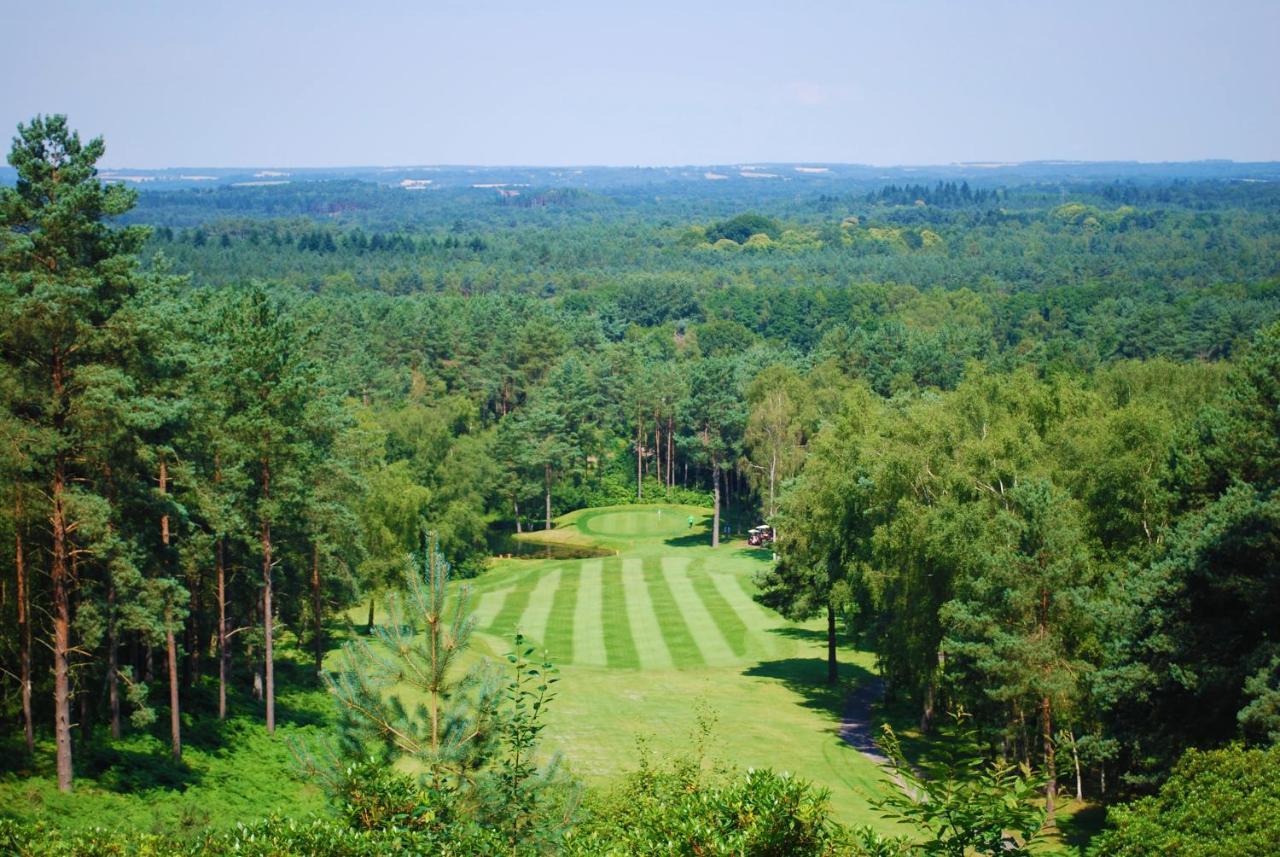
351, 504, 1087, 838
472, 534, 787, 671
465, 506, 896, 829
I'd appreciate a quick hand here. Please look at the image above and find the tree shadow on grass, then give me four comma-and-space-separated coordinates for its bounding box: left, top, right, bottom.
148, 654, 333, 759
742, 656, 877, 723
1056, 803, 1107, 854
0, 734, 46, 778
765, 626, 829, 643
664, 532, 711, 548
82, 740, 204, 793
867, 691, 937, 766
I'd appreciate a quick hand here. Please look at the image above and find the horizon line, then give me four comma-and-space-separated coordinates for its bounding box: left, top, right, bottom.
65, 157, 1280, 173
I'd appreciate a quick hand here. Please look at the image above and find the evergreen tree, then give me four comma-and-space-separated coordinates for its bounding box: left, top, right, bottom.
0, 115, 150, 790
0, 377, 37, 754
210, 287, 318, 733
941, 479, 1097, 816
311, 538, 501, 788
682, 357, 744, 547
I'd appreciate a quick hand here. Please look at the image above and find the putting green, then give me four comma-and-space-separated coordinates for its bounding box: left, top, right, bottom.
455, 504, 895, 829
577, 506, 696, 539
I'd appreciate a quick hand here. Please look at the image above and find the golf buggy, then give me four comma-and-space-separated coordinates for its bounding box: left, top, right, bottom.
747, 525, 775, 547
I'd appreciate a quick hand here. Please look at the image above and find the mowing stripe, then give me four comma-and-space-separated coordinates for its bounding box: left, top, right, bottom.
517, 568, 562, 646
485, 566, 542, 637
662, 557, 737, 666
600, 558, 640, 668
472, 585, 512, 632
643, 557, 704, 668
712, 573, 782, 659
540, 566, 579, 664
689, 568, 752, 657
621, 558, 672, 669
571, 560, 606, 667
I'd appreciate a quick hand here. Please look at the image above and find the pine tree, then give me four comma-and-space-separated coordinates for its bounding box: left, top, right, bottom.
211, 287, 316, 733
296, 537, 570, 850
942, 479, 1097, 817
0, 393, 37, 754
0, 115, 150, 791
317, 538, 502, 786
684, 357, 745, 548
508, 392, 574, 531
302, 407, 362, 675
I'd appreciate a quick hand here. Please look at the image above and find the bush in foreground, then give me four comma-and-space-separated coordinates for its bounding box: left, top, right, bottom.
569, 764, 852, 856
0, 816, 485, 857
1089, 743, 1280, 856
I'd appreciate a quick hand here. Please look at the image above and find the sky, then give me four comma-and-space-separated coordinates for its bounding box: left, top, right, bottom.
3, 0, 1278, 168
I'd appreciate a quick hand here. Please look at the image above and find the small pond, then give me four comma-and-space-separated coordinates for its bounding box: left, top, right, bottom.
487, 530, 615, 560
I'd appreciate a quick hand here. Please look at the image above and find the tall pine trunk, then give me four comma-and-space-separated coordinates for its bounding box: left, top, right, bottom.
1069, 728, 1083, 801
654, 414, 663, 490
161, 459, 181, 760
217, 535, 228, 720
311, 541, 323, 675
1040, 586, 1056, 818
711, 454, 721, 548
50, 350, 74, 790
826, 602, 839, 686
108, 581, 121, 738
666, 416, 674, 490
543, 464, 552, 530
52, 456, 73, 792
15, 490, 33, 755
167, 614, 181, 761
635, 410, 643, 501
1042, 694, 1056, 818
261, 457, 275, 733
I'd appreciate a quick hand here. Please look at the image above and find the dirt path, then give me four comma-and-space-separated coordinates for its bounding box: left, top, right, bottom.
842, 678, 920, 799
840, 677, 889, 765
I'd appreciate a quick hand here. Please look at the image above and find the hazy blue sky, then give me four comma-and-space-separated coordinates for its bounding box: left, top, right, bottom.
3, 0, 1277, 167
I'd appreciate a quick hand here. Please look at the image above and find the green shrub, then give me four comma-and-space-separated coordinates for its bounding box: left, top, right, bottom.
569, 753, 855, 856
1090, 743, 1280, 856
0, 816, 495, 856
875, 714, 1047, 856
334, 760, 444, 833
575, 454, 711, 509
705, 213, 783, 244
333, 762, 505, 854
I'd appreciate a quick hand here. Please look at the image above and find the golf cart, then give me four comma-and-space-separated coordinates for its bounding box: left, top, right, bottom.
747, 525, 774, 547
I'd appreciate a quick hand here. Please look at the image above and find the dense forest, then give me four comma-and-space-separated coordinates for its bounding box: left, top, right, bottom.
2, 116, 1279, 855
